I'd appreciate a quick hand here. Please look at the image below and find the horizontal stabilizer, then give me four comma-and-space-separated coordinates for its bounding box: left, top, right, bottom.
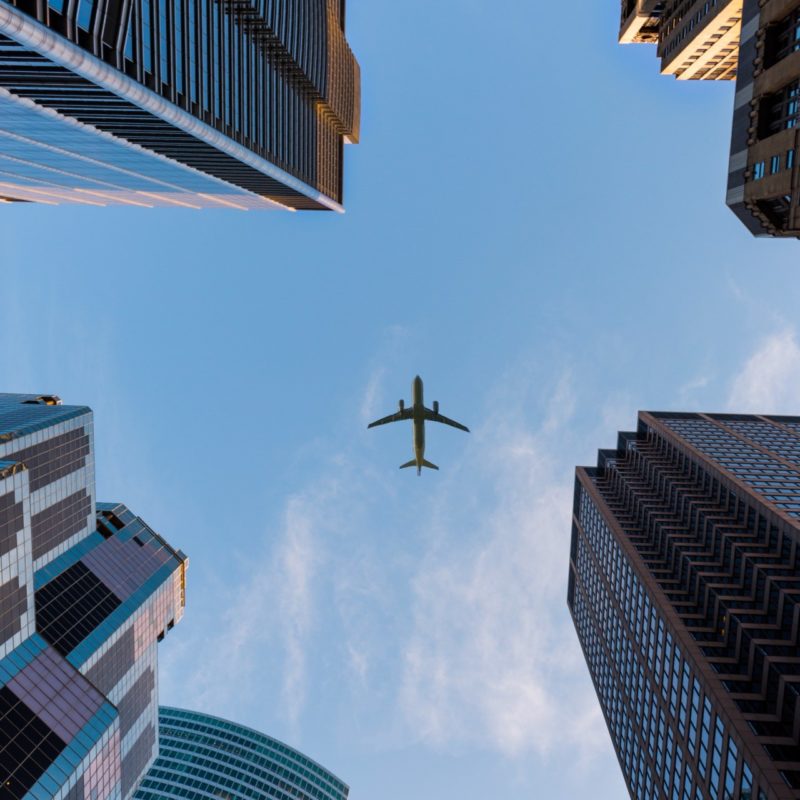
399, 459, 438, 471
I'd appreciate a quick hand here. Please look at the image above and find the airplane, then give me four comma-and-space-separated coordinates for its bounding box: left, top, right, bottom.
367, 375, 469, 475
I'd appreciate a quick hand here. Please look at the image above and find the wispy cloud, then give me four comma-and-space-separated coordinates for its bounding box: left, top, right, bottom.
677, 373, 712, 406
163, 365, 611, 765
359, 366, 386, 426
400, 373, 607, 759
358, 325, 411, 427
727, 327, 800, 413
395, 327, 799, 760
162, 474, 346, 736
276, 494, 321, 727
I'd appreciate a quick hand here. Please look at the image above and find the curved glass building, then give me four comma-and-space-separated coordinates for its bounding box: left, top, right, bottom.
134, 706, 349, 800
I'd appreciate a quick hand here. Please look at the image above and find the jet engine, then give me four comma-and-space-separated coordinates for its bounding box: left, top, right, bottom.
399, 399, 405, 411
433, 401, 439, 414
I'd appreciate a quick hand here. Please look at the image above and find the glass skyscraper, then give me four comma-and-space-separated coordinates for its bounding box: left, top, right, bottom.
0, 393, 187, 799
568, 412, 800, 800
0, 0, 360, 210
133, 706, 349, 800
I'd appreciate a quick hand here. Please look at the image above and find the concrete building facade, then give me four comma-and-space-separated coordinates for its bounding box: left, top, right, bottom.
616, 0, 800, 237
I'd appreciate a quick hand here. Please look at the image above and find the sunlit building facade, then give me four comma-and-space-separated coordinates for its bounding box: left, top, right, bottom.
616, 0, 800, 237
727, 0, 800, 236
568, 411, 800, 800
133, 707, 349, 800
0, 393, 187, 799
618, 0, 742, 79
0, 0, 360, 210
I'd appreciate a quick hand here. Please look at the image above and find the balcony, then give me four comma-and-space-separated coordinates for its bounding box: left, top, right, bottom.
619, 0, 665, 43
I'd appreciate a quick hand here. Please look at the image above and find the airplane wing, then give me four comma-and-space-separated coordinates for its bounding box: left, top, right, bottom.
423, 408, 470, 432
367, 408, 413, 428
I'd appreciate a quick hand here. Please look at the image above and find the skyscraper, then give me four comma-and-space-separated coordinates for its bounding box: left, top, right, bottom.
0, 0, 360, 210
133, 707, 349, 800
568, 412, 800, 800
0, 393, 187, 799
620, 0, 743, 80
615, 0, 800, 237
726, 0, 800, 237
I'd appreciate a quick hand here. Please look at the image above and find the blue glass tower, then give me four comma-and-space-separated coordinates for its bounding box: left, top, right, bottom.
134, 707, 349, 800
0, 393, 187, 799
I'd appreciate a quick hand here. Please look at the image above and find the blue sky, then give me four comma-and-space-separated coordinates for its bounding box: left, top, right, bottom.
2, 1, 800, 798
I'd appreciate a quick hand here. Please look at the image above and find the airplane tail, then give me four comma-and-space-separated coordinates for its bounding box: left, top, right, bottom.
400, 459, 438, 473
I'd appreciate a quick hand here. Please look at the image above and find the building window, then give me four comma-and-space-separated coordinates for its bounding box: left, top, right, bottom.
756, 195, 792, 228
760, 81, 800, 137
142, 0, 153, 73
771, 154, 782, 174
753, 161, 766, 180
77, 0, 94, 31
159, 0, 168, 85
788, 149, 795, 170
124, 8, 134, 61
174, 0, 184, 95
765, 9, 800, 67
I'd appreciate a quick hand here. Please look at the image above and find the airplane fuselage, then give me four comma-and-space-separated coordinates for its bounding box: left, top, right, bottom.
367, 374, 468, 475
411, 375, 426, 472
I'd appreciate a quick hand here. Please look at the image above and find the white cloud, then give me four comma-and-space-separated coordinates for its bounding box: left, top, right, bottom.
359, 366, 386, 426
162, 366, 612, 766
394, 327, 800, 761
276, 495, 321, 727
727, 327, 800, 414
358, 326, 412, 427
541, 370, 576, 434
677, 374, 712, 406
399, 376, 608, 759
161, 476, 343, 735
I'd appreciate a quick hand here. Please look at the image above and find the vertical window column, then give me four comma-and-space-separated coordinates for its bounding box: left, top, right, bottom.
142, 0, 153, 75
174, 0, 184, 96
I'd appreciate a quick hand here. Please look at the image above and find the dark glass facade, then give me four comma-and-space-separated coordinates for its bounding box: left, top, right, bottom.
568, 412, 800, 800
0, 0, 360, 210
134, 706, 349, 800
0, 393, 187, 800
